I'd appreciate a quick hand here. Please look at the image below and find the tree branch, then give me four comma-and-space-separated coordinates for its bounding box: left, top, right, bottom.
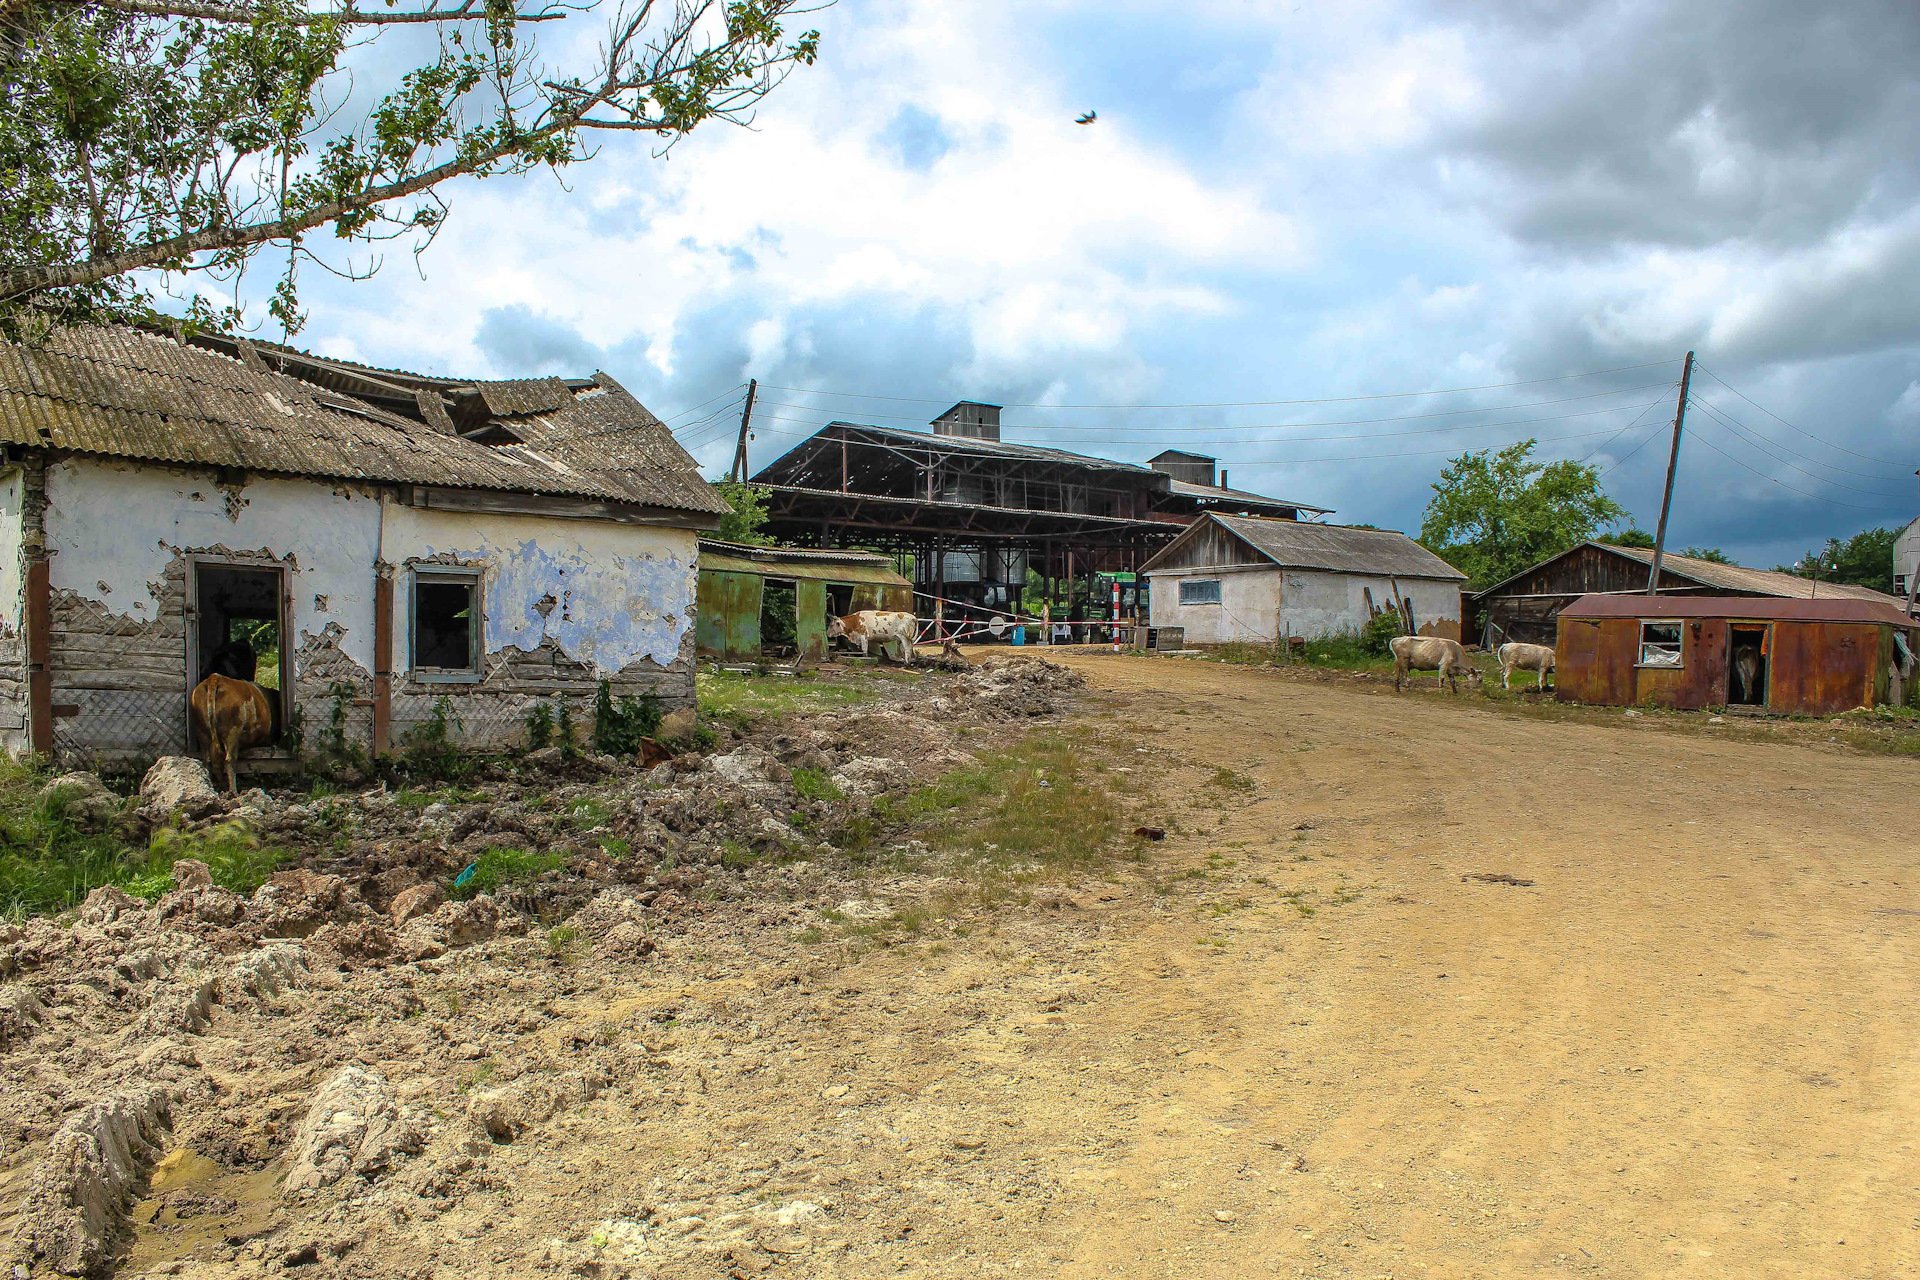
29, 0, 576, 23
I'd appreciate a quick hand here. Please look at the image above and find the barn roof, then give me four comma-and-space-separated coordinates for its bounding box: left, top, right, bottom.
0, 326, 728, 517
1560, 594, 1918, 629
1165, 477, 1327, 515
696, 539, 910, 587
1471, 540, 1903, 605
1142, 512, 1468, 580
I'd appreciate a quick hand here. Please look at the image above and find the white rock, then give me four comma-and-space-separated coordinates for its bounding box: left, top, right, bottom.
283, 1065, 418, 1198
139, 756, 221, 817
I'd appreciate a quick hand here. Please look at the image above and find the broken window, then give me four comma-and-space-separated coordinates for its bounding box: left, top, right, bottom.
413, 568, 481, 680
1179, 579, 1222, 606
1638, 620, 1682, 667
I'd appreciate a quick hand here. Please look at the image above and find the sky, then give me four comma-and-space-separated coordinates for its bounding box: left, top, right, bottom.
282, 0, 1920, 572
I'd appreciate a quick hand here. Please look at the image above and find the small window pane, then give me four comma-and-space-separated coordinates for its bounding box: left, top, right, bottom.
416, 579, 475, 670
1639, 621, 1682, 667
1180, 579, 1223, 605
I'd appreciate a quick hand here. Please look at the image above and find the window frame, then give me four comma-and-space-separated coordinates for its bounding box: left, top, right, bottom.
409, 565, 484, 684
1179, 578, 1224, 606
1636, 619, 1684, 669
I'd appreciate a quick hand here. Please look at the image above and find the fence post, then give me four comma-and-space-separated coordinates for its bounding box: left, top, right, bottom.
26, 557, 51, 757
372, 566, 393, 756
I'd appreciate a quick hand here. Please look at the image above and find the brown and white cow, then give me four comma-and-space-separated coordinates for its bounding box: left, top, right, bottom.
189, 672, 274, 793
826, 610, 918, 664
1390, 635, 1482, 694
1495, 641, 1555, 690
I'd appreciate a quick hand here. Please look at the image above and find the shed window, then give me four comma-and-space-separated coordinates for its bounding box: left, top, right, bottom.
1180, 579, 1223, 606
413, 568, 482, 681
1638, 621, 1682, 667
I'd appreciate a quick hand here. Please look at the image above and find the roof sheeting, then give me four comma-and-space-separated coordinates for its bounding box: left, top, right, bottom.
0, 328, 727, 516
1561, 594, 1917, 628
1212, 514, 1466, 580
1166, 478, 1330, 514
825, 422, 1164, 475
1600, 544, 1904, 604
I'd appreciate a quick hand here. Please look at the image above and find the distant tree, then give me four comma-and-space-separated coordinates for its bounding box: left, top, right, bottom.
1597, 527, 1656, 549
709, 480, 773, 546
1681, 546, 1736, 564
0, 0, 822, 337
1419, 440, 1626, 587
1775, 526, 1899, 591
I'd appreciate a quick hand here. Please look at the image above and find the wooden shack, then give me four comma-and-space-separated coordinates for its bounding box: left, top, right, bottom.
695, 541, 911, 663
1555, 595, 1918, 715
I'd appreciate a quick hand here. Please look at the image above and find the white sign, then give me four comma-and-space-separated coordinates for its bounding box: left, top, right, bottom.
988, 615, 1010, 636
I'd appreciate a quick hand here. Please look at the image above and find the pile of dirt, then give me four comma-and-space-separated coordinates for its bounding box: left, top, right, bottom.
0, 655, 1089, 1276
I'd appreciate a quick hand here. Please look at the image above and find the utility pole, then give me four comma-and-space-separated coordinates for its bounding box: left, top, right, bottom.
729, 378, 758, 483
1646, 350, 1695, 595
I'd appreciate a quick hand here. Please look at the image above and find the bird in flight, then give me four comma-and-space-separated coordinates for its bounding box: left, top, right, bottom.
1075, 110, 1096, 125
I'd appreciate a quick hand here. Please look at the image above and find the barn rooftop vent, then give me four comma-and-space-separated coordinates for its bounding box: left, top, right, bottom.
932, 401, 1001, 441
1150, 449, 1216, 487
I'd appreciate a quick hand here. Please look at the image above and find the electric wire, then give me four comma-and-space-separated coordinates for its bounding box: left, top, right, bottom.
754, 357, 1683, 411
1577, 396, 1671, 466
659, 382, 748, 423
1694, 363, 1912, 468
1686, 398, 1909, 499
1687, 391, 1913, 482
1681, 421, 1897, 511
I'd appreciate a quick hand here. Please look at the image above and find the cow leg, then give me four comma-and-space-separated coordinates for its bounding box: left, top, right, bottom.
222, 728, 243, 793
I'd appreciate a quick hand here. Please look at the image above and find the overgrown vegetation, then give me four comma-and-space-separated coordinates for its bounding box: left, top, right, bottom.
448, 846, 563, 900
697, 669, 880, 729
709, 480, 775, 546
592, 680, 663, 757
404, 695, 467, 779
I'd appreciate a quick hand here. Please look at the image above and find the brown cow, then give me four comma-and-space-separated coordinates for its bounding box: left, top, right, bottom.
189, 673, 273, 793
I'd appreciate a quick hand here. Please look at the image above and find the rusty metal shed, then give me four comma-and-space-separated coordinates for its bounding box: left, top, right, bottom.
1555, 595, 1919, 716
696, 540, 911, 663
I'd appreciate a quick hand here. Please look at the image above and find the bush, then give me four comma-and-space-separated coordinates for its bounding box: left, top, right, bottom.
1359, 611, 1402, 657
592, 680, 664, 757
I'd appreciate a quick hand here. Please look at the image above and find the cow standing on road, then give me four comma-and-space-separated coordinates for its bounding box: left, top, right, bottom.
1390, 635, 1482, 694
827, 610, 918, 664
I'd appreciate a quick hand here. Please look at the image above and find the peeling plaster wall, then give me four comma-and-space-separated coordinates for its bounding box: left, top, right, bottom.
0, 468, 25, 747
41, 458, 381, 762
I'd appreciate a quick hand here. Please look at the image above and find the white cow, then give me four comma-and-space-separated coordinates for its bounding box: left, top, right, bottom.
827, 610, 918, 664
1495, 642, 1555, 690
1390, 635, 1482, 694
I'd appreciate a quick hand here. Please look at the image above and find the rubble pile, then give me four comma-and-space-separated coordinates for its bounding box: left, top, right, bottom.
0, 655, 1086, 1276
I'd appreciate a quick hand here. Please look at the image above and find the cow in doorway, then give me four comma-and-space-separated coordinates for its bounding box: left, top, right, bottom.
827, 610, 918, 664
189, 673, 274, 793
202, 638, 257, 683
1732, 643, 1762, 704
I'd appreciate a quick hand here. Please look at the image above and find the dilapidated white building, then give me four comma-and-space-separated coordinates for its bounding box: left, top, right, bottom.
0, 327, 727, 766
1141, 513, 1467, 645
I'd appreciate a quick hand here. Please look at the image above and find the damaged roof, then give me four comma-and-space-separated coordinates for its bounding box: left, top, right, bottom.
1142, 512, 1468, 580
0, 327, 728, 517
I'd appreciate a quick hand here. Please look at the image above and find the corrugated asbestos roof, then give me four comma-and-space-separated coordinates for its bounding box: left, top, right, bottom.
0, 327, 728, 516
827, 422, 1164, 475
1600, 544, 1902, 604
1144, 513, 1467, 580
1561, 594, 1918, 628
698, 545, 910, 587
1166, 478, 1330, 514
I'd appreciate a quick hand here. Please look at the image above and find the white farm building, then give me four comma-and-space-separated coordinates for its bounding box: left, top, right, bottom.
0, 326, 728, 767
1141, 513, 1468, 645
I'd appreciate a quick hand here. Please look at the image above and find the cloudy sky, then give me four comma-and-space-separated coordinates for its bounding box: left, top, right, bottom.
289, 0, 1920, 570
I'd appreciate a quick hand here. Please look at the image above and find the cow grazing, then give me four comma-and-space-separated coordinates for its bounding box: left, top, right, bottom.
1390, 635, 1482, 694
1495, 642, 1555, 691
189, 673, 273, 793
827, 610, 918, 664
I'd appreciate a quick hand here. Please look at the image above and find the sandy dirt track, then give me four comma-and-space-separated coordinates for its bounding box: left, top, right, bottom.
49, 652, 1918, 1279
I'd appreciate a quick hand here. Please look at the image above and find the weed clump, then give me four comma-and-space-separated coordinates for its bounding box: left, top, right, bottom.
449, 846, 562, 900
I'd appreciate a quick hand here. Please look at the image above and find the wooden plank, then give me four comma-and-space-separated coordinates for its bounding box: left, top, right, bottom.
373, 571, 393, 754
26, 557, 51, 755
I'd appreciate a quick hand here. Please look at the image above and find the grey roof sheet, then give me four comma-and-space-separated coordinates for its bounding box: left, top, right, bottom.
828, 422, 1163, 474
1601, 543, 1902, 603
1167, 478, 1331, 514
1161, 513, 1467, 580
0, 328, 727, 515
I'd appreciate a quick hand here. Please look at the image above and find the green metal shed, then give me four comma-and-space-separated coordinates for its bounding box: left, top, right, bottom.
695, 540, 913, 663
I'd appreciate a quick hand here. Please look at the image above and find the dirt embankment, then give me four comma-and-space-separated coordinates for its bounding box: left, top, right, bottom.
6, 651, 1918, 1279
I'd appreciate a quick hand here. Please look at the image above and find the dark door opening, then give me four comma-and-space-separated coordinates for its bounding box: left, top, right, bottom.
1728, 624, 1768, 707
760, 578, 797, 658
191, 562, 288, 745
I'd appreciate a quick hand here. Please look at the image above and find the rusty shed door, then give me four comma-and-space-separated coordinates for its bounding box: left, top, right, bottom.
1556, 616, 1638, 704
697, 570, 763, 662
1772, 622, 1876, 715
795, 580, 828, 662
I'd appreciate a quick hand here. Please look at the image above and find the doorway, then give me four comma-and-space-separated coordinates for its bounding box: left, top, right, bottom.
188, 561, 289, 745
759, 578, 797, 659
1727, 624, 1768, 708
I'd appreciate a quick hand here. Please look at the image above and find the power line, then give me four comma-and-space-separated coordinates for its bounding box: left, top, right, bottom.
659, 382, 749, 423
1694, 363, 1913, 468
1683, 418, 1902, 511
755, 357, 1683, 412
1687, 391, 1913, 482
749, 380, 1678, 436
1687, 398, 1908, 499
1598, 416, 1672, 478
748, 395, 1669, 448
1578, 397, 1671, 466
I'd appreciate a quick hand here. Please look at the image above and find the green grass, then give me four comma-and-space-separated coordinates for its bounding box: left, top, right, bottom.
791, 767, 844, 802
0, 761, 290, 917
697, 669, 878, 728
449, 846, 564, 900
393, 785, 488, 808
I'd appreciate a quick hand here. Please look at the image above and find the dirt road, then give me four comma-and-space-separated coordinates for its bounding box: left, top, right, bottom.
88, 654, 1919, 1278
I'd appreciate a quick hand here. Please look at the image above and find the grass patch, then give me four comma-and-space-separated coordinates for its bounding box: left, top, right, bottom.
697, 669, 878, 729
791, 767, 844, 802
0, 760, 288, 917
1210, 766, 1256, 792
449, 846, 563, 900
393, 785, 488, 808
